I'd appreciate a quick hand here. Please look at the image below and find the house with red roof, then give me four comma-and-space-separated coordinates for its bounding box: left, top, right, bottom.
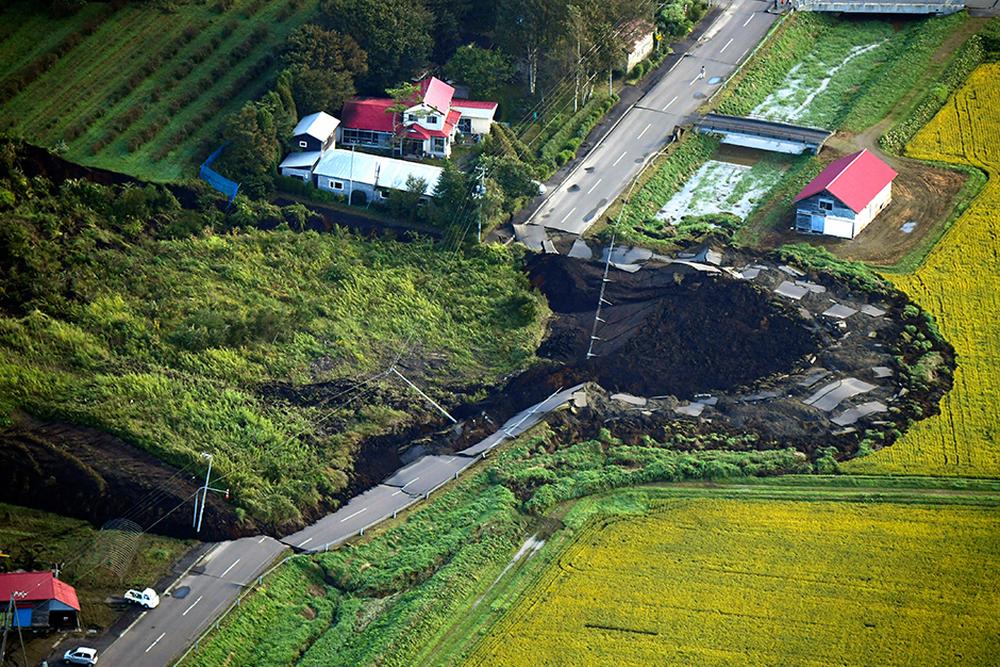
0, 571, 80, 629
793, 149, 897, 239
338, 76, 497, 159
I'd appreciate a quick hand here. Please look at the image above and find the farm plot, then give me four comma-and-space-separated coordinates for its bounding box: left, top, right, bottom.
468, 497, 1000, 666
0, 0, 319, 181
654, 156, 786, 226
846, 64, 1000, 478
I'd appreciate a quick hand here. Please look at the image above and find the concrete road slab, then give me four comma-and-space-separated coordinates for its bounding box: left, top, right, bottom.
804, 378, 877, 412
831, 401, 888, 426
823, 303, 859, 319
775, 281, 809, 300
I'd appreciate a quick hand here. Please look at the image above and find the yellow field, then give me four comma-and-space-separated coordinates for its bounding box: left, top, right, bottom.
847, 64, 1000, 478
468, 498, 1000, 666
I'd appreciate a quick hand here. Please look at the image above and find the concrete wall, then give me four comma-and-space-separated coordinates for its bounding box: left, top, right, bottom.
626, 32, 655, 72
280, 166, 312, 182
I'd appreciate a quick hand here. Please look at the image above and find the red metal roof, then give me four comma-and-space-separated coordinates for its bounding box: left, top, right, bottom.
452, 99, 498, 111
416, 77, 454, 114
794, 149, 897, 214
0, 572, 80, 610
341, 98, 397, 133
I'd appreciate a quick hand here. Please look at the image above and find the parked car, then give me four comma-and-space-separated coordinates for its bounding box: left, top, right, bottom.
63, 647, 98, 665
124, 587, 160, 609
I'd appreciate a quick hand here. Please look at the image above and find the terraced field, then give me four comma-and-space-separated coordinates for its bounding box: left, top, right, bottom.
0, 0, 319, 181
468, 497, 1000, 666
846, 64, 1000, 477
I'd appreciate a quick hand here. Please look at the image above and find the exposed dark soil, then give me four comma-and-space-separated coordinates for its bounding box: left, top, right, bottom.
0, 414, 243, 540
529, 254, 818, 398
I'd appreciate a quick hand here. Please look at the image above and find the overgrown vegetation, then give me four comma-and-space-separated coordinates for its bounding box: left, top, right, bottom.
0, 139, 545, 526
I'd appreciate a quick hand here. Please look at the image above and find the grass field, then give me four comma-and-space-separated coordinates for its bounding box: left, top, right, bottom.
0, 0, 319, 181
468, 493, 1000, 666
846, 64, 1000, 478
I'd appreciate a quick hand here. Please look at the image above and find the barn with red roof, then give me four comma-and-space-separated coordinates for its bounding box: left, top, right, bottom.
793, 149, 897, 239
338, 76, 497, 159
0, 571, 80, 629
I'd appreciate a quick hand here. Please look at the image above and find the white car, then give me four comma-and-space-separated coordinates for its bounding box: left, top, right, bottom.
63, 647, 98, 665
124, 587, 160, 609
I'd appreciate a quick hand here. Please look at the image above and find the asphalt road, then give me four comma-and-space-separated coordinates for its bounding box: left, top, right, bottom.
97, 536, 287, 667
526, 0, 779, 237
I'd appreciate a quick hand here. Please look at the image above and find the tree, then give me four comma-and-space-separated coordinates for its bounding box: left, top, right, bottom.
427, 159, 469, 227
495, 0, 568, 95
220, 100, 282, 197
385, 81, 421, 156
386, 175, 428, 222
291, 68, 357, 115
444, 45, 513, 100
320, 0, 434, 92
283, 26, 367, 114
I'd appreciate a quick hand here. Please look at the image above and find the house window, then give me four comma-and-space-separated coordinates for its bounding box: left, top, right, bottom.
406, 114, 417, 122
818, 198, 834, 211
427, 115, 439, 125
458, 118, 472, 133
299, 140, 308, 148
332, 180, 344, 190
432, 137, 446, 152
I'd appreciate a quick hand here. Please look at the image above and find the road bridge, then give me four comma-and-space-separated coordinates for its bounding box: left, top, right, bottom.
793, 0, 964, 13
696, 113, 833, 154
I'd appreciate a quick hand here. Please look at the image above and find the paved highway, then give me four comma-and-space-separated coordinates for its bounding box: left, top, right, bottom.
98, 536, 287, 667
526, 0, 779, 238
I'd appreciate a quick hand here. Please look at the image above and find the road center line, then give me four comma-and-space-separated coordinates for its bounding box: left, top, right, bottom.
558, 207, 577, 226
182, 595, 203, 617
662, 95, 678, 111
445, 456, 456, 463
586, 178, 603, 194
720, 37, 734, 54
612, 151, 627, 166
391, 489, 403, 496
741, 46, 750, 60
688, 74, 700, 86
297, 537, 313, 547
637, 123, 651, 140
145, 632, 166, 653
743, 14, 754, 27
220, 558, 241, 577
401, 476, 420, 488
340, 506, 368, 523
257, 536, 267, 544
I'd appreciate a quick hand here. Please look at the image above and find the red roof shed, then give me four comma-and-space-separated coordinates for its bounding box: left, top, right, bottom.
794, 149, 897, 213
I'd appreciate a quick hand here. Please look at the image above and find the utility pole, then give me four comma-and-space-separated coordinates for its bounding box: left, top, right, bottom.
472, 163, 486, 243
194, 452, 214, 534
389, 367, 457, 424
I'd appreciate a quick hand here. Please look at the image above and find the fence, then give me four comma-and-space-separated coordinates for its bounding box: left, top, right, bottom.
199, 144, 240, 206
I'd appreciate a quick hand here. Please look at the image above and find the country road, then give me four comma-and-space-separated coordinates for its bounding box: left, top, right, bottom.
526, 0, 779, 238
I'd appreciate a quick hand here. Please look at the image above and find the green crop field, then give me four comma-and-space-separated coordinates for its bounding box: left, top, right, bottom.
0, 0, 319, 181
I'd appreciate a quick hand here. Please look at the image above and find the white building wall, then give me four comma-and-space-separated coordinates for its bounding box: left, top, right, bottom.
317, 175, 375, 201
853, 181, 892, 237
626, 32, 655, 72
465, 116, 492, 135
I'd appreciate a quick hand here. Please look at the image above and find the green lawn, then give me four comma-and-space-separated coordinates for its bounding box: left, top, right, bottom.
0, 0, 320, 181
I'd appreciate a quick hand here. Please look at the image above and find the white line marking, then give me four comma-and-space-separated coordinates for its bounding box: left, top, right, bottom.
145, 632, 166, 653
391, 489, 403, 496
220, 558, 241, 577
689, 75, 700, 86
558, 207, 577, 226
743, 14, 754, 27
297, 537, 313, 547
402, 476, 420, 488
720, 37, 734, 54
182, 595, 203, 616
741, 47, 750, 60
340, 506, 369, 522
119, 611, 146, 638
612, 151, 627, 166
586, 178, 603, 194
637, 123, 651, 140
662, 95, 678, 111
445, 456, 456, 463
257, 536, 267, 544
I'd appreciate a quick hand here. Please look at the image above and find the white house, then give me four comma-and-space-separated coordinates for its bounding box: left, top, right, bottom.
624, 19, 655, 72
311, 148, 443, 205
338, 77, 497, 159
793, 149, 897, 239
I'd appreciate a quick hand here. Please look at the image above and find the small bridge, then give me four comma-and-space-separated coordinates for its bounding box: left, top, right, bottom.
793, 0, 964, 14
695, 114, 833, 155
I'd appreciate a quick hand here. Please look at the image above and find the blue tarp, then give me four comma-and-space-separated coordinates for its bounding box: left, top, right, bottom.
199, 144, 240, 204
13, 607, 32, 627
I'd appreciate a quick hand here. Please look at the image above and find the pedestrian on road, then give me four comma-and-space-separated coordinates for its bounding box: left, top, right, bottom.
699, 65, 706, 79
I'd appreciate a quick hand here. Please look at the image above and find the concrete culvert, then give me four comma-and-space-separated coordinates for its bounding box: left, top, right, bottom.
528, 255, 818, 399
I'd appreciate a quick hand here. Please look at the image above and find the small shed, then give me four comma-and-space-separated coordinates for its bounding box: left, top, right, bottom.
0, 571, 80, 630
279, 151, 322, 182
292, 112, 340, 153
793, 149, 897, 239
624, 19, 656, 72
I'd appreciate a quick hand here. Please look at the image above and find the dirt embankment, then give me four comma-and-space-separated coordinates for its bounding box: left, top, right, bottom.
0, 415, 243, 541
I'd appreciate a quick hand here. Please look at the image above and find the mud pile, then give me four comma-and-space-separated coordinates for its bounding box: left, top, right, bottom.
529, 255, 818, 398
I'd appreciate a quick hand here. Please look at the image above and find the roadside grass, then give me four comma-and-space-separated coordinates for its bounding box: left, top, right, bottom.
467, 491, 1000, 666
0, 503, 193, 629
0, 0, 319, 181
608, 12, 969, 250
845, 64, 1000, 478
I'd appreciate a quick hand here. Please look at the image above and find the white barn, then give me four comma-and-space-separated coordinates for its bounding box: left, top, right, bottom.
311, 149, 443, 205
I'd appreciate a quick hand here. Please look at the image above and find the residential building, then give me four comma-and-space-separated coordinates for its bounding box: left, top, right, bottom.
311, 148, 443, 205
0, 571, 80, 630
624, 19, 656, 72
338, 77, 497, 158
291, 111, 339, 153
793, 149, 897, 239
